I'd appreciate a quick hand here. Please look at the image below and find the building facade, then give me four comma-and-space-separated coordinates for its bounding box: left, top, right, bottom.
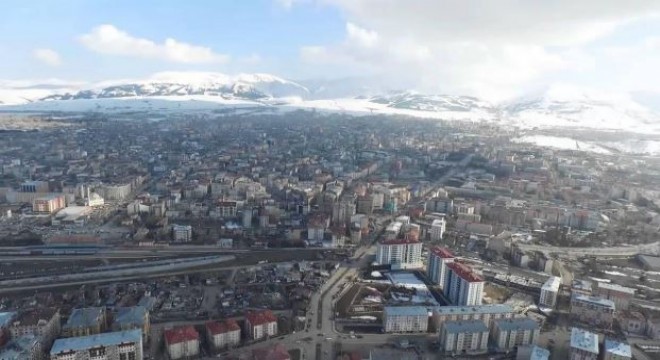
595, 283, 635, 311
50, 329, 143, 360
376, 239, 423, 269
427, 247, 454, 286
539, 277, 561, 309
382, 307, 429, 333
206, 320, 241, 350
245, 311, 278, 341
63, 307, 106, 338
429, 218, 446, 241
164, 326, 199, 360
492, 318, 540, 351
431, 305, 515, 332
32, 194, 66, 214
570, 295, 615, 329
444, 262, 484, 306
440, 320, 489, 354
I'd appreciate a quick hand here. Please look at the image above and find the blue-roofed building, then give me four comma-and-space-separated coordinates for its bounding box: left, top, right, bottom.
383, 306, 429, 333
0, 311, 16, 346
570, 328, 599, 360
604, 339, 631, 360
440, 320, 489, 354
112, 306, 150, 340
63, 307, 107, 337
516, 345, 550, 360
137, 296, 157, 312
0, 334, 42, 360
570, 294, 615, 329
492, 318, 540, 351
51, 329, 143, 360
432, 304, 514, 331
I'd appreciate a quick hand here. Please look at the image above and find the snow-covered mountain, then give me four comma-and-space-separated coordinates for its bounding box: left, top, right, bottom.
1, 73, 659, 133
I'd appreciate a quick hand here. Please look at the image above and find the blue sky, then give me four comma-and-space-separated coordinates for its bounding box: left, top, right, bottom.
1, 0, 660, 100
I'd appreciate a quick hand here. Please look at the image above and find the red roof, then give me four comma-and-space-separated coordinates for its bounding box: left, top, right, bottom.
252, 344, 290, 360
206, 319, 240, 335
447, 262, 483, 283
430, 246, 454, 259
381, 238, 420, 245
164, 326, 199, 345
245, 310, 277, 326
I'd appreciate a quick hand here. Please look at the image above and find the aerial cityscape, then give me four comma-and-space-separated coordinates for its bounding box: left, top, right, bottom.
1, 1, 660, 360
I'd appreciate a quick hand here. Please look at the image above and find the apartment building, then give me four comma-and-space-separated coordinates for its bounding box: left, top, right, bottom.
206, 320, 241, 350
539, 277, 561, 309
444, 262, 484, 306
50, 329, 143, 360
431, 305, 515, 331
245, 311, 278, 341
112, 307, 150, 341
164, 326, 200, 360
492, 318, 540, 351
427, 247, 454, 286
63, 307, 106, 338
32, 194, 66, 214
429, 218, 446, 241
603, 339, 631, 360
9, 308, 61, 347
376, 238, 423, 270
382, 306, 429, 333
569, 328, 599, 360
595, 283, 635, 311
440, 320, 489, 354
570, 295, 615, 329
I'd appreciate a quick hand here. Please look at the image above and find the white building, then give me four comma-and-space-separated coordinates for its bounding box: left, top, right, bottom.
206, 320, 241, 350
429, 218, 446, 241
444, 262, 484, 306
164, 326, 199, 360
569, 328, 599, 360
432, 305, 515, 331
596, 282, 635, 311
172, 224, 192, 242
604, 339, 631, 360
376, 239, 423, 269
516, 345, 550, 360
440, 320, 489, 354
427, 247, 454, 286
382, 306, 429, 333
570, 295, 615, 329
539, 277, 561, 309
50, 329, 143, 360
492, 318, 540, 351
245, 311, 278, 341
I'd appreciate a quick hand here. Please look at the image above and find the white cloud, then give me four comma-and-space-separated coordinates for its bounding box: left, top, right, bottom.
33, 48, 61, 66
299, 0, 660, 100
79, 24, 229, 64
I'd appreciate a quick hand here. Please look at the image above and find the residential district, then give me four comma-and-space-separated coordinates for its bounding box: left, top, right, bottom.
1, 113, 660, 360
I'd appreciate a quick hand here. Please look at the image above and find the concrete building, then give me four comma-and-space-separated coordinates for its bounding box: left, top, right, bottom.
32, 194, 66, 214
604, 339, 631, 360
382, 306, 429, 333
50, 329, 142, 360
376, 238, 423, 270
569, 328, 599, 360
112, 307, 149, 340
444, 262, 484, 306
332, 199, 356, 225
595, 283, 635, 311
427, 247, 454, 286
516, 345, 550, 360
63, 307, 106, 338
429, 218, 446, 241
539, 277, 561, 309
440, 320, 489, 354
206, 320, 241, 350
245, 311, 278, 341
9, 308, 61, 348
570, 295, 615, 329
172, 224, 192, 242
0, 311, 15, 346
571, 279, 593, 296
164, 326, 199, 360
431, 305, 515, 331
0, 333, 42, 360
492, 318, 540, 351
101, 183, 133, 201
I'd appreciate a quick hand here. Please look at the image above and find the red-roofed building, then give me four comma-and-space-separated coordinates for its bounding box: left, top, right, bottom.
427, 246, 455, 286
164, 325, 199, 359
444, 262, 484, 306
206, 319, 240, 350
245, 310, 278, 340
252, 344, 291, 360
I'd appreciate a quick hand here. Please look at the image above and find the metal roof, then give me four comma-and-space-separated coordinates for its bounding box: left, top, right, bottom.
570, 328, 599, 354
572, 294, 615, 310
433, 304, 514, 315
113, 306, 147, 326
541, 277, 561, 292
597, 282, 635, 295
605, 339, 631, 358
494, 318, 539, 332
443, 320, 489, 334
51, 329, 142, 354
384, 306, 429, 317
64, 307, 104, 329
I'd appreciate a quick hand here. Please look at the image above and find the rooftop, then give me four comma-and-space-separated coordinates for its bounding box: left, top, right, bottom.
541, 277, 561, 292
381, 237, 420, 245
206, 319, 240, 335
447, 262, 483, 283
164, 325, 199, 344
597, 282, 635, 296
570, 328, 599, 354
113, 306, 147, 326
246, 310, 277, 326
0, 311, 16, 327
433, 304, 514, 316
430, 246, 454, 259
443, 320, 489, 334
64, 307, 105, 329
519, 345, 550, 360
572, 294, 615, 310
384, 306, 429, 317
51, 329, 142, 354
605, 339, 631, 358
13, 308, 59, 327
571, 279, 593, 291
494, 317, 539, 331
